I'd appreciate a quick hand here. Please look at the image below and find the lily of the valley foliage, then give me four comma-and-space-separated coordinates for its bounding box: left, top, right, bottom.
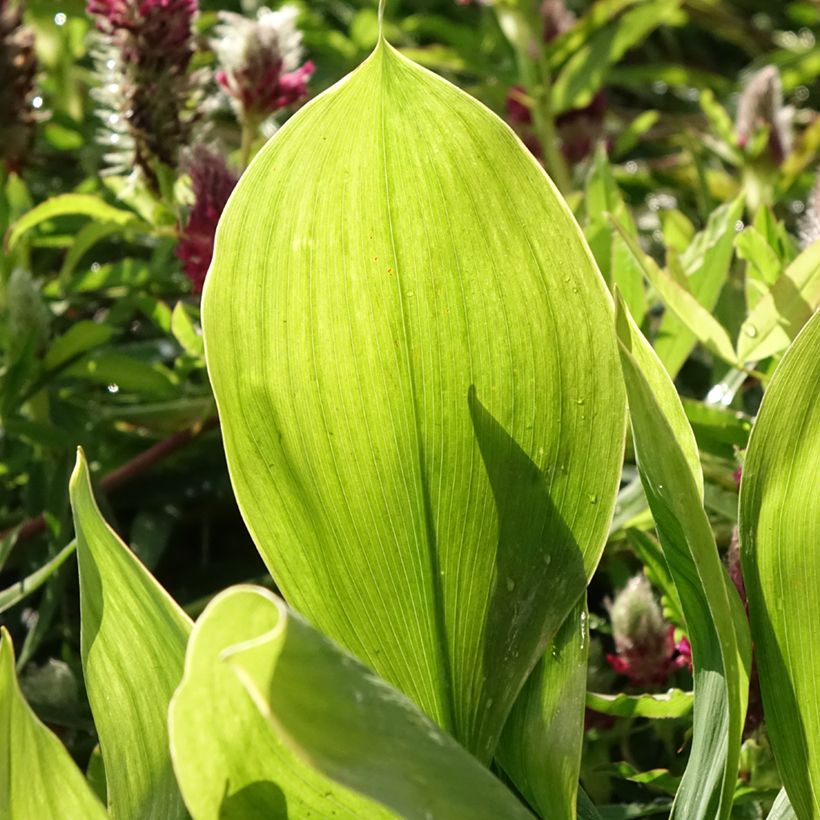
1, 0, 820, 818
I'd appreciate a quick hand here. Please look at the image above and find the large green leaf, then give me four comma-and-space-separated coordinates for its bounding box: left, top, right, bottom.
739, 311, 820, 818
219, 586, 534, 820
614, 291, 750, 819
736, 240, 820, 365
170, 586, 388, 819
203, 36, 625, 759
0, 627, 107, 819
69, 449, 192, 819
495, 598, 589, 820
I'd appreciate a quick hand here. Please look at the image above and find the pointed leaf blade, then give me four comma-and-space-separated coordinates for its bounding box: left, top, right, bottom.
69, 449, 192, 819
614, 291, 750, 820
0, 627, 107, 819
739, 311, 820, 818
736, 240, 820, 364
203, 40, 626, 758
169, 586, 388, 819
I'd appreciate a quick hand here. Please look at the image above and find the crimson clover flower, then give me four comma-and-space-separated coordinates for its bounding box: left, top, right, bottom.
606, 574, 691, 687
212, 6, 314, 125
87, 0, 200, 187
176, 145, 237, 293
0, 0, 38, 173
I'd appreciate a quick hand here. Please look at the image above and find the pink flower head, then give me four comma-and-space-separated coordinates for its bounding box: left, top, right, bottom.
606, 575, 691, 687
88, 0, 196, 62
213, 6, 314, 122
176, 146, 237, 293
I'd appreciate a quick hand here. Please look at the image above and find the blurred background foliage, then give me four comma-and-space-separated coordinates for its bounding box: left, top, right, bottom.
1, 0, 819, 813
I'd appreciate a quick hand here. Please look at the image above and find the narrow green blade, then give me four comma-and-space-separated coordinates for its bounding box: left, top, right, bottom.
614, 291, 750, 819
218, 586, 534, 820
0, 627, 106, 819
739, 311, 820, 818
496, 598, 589, 820
203, 37, 625, 758
768, 788, 798, 820
69, 449, 192, 819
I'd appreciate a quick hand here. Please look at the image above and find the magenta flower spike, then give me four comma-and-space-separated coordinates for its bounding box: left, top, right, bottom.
176, 145, 237, 293
87, 0, 199, 186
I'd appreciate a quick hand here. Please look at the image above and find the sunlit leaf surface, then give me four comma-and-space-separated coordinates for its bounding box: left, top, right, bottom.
220, 586, 535, 820
70, 450, 192, 819
0, 627, 107, 819
740, 311, 820, 819
614, 291, 750, 820
203, 36, 626, 759
170, 586, 389, 819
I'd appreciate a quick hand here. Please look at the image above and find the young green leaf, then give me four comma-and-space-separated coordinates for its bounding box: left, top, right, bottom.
653, 196, 745, 377
736, 239, 820, 364
220, 586, 534, 820
611, 215, 739, 367
585, 144, 647, 324
5, 193, 139, 251
614, 291, 751, 820
70, 449, 192, 819
169, 586, 386, 819
0, 627, 107, 819
496, 599, 589, 820
739, 311, 820, 818
203, 37, 626, 759
586, 688, 693, 719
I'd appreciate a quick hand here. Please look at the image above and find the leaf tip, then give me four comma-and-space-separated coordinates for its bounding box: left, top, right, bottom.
69, 447, 90, 498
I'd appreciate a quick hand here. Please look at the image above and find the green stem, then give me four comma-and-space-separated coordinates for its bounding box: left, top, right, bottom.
240, 118, 259, 170
497, 7, 572, 196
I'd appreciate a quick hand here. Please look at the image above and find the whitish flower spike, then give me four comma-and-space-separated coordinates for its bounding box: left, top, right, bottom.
213, 6, 314, 123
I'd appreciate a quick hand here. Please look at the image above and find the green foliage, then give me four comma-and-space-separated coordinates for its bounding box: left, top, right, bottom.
740, 311, 820, 818
203, 36, 625, 764
1, 1, 820, 818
